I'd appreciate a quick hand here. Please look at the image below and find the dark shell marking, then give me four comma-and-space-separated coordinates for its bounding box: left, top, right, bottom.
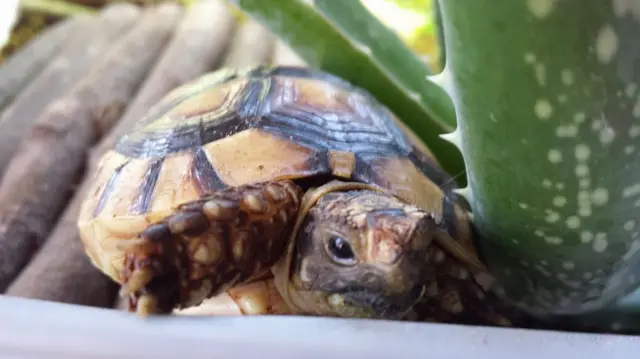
122, 180, 303, 315
98, 66, 461, 236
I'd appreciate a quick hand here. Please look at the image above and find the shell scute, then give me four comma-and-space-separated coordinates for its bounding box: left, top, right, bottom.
200, 128, 325, 187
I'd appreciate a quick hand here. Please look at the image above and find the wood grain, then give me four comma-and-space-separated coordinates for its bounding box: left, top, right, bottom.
6, 0, 235, 308
0, 3, 183, 294
0, 3, 141, 177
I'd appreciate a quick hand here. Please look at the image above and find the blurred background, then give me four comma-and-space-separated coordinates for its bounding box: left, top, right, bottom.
0, 0, 442, 70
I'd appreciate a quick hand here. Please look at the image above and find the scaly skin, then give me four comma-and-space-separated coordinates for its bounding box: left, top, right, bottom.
119, 180, 302, 315
174, 188, 526, 327
280, 190, 521, 325
176, 254, 518, 327
121, 179, 527, 326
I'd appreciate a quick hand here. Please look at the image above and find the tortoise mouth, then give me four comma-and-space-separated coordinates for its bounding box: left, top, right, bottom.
337, 284, 425, 319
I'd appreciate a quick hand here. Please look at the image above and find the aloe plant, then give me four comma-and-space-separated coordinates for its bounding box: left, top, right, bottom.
228, 0, 640, 332
438, 0, 640, 322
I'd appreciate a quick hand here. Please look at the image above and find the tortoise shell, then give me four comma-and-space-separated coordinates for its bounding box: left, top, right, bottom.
77, 65, 474, 287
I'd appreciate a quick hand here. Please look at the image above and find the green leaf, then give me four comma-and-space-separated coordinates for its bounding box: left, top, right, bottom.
20, 0, 96, 17
313, 0, 445, 110
226, 0, 464, 181
439, 0, 640, 328
433, 0, 445, 70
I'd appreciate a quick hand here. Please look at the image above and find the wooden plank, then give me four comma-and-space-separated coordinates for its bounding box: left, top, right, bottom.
271, 40, 307, 67
220, 18, 275, 68
0, 3, 183, 294
0, 16, 80, 112
6, 0, 235, 308
0, 3, 142, 177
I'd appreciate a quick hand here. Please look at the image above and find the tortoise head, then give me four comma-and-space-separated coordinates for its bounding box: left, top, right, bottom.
273, 182, 437, 320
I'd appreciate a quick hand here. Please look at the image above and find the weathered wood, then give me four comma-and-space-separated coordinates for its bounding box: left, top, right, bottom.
0, 3, 142, 178
0, 4, 183, 293
221, 18, 275, 68
271, 40, 306, 67
0, 16, 80, 112
6, 0, 236, 308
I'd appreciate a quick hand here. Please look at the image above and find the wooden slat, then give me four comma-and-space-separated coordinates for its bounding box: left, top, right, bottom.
221, 18, 275, 68
6, 0, 235, 309
0, 3, 183, 295
0, 16, 80, 112
271, 40, 307, 67
0, 3, 142, 177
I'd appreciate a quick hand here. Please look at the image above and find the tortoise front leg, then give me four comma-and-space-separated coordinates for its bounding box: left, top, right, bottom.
120, 180, 303, 316
409, 244, 529, 327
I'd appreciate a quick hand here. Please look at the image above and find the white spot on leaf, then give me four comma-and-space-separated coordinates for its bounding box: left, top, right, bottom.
561, 69, 575, 86
574, 144, 591, 161
624, 220, 637, 231
557, 94, 568, 103
625, 145, 635, 154
575, 164, 589, 177
622, 184, 640, 198
545, 211, 561, 223
581, 231, 594, 243
592, 233, 609, 252
566, 216, 581, 229
579, 178, 591, 189
553, 196, 567, 207
626, 83, 637, 97
535, 99, 553, 120
524, 52, 536, 64
548, 149, 562, 163
613, 0, 640, 19
556, 125, 578, 137
599, 127, 616, 144
527, 0, 556, 19
595, 24, 618, 64
535, 63, 547, 85
545, 236, 563, 244
591, 188, 609, 206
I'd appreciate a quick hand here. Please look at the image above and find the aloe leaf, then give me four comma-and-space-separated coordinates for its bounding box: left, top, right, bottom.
438, 0, 640, 324
226, 0, 465, 181
312, 0, 454, 123
433, 0, 445, 69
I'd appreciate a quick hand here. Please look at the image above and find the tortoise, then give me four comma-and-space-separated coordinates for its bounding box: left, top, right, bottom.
77, 65, 513, 324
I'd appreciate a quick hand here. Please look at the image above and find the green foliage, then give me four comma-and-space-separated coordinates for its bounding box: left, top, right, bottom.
230, 0, 640, 332
226, 0, 464, 182
439, 0, 640, 328
20, 0, 96, 16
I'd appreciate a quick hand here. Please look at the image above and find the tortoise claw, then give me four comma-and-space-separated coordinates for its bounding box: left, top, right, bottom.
119, 267, 154, 296
135, 294, 160, 317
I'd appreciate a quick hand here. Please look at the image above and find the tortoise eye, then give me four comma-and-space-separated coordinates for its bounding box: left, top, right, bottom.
326, 236, 357, 266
